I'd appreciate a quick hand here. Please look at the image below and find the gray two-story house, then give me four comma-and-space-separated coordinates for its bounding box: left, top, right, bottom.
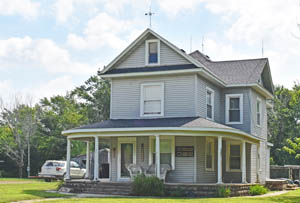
63, 29, 274, 185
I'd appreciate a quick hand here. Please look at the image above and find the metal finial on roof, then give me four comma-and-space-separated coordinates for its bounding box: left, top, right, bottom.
145, 3, 155, 28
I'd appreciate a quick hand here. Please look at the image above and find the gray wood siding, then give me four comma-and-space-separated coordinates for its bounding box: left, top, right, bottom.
220, 88, 251, 134
167, 136, 195, 183
250, 89, 268, 139
197, 75, 222, 123
114, 39, 190, 70
196, 137, 217, 183
111, 74, 196, 119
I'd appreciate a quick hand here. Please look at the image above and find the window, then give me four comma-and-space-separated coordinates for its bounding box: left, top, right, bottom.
145, 40, 160, 65
149, 136, 175, 169
206, 87, 214, 120
225, 94, 243, 124
205, 138, 215, 171
140, 83, 164, 117
226, 141, 241, 172
256, 98, 262, 127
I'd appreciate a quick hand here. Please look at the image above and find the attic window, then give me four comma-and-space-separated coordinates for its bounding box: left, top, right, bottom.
145, 39, 160, 65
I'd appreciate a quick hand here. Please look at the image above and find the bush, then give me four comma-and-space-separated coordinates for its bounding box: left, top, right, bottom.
249, 185, 268, 196
132, 174, 165, 196
217, 186, 231, 197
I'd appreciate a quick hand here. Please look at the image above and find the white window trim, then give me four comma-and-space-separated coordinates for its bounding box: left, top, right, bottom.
205, 137, 215, 171
206, 87, 214, 121
145, 39, 160, 66
256, 97, 262, 127
225, 94, 243, 125
149, 136, 175, 170
140, 82, 164, 117
226, 140, 242, 172
117, 137, 136, 181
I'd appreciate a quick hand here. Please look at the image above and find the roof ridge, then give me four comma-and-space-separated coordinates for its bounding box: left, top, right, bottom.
210, 57, 268, 63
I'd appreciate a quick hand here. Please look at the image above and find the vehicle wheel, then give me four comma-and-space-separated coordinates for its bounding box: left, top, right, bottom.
45, 178, 51, 182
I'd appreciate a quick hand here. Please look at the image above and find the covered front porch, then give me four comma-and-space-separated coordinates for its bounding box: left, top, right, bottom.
64, 132, 262, 184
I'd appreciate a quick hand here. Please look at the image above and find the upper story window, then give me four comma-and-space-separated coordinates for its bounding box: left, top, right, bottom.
140, 83, 164, 117
145, 39, 160, 65
256, 98, 262, 127
226, 141, 241, 172
206, 87, 214, 120
225, 94, 243, 124
205, 138, 215, 171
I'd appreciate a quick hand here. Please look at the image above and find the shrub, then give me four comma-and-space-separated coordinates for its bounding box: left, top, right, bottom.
249, 185, 268, 196
132, 174, 165, 196
217, 186, 231, 197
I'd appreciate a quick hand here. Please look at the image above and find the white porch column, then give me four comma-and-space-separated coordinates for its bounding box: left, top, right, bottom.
85, 141, 90, 179
65, 138, 71, 180
94, 136, 99, 181
242, 140, 247, 183
155, 135, 160, 178
256, 143, 260, 182
217, 136, 223, 184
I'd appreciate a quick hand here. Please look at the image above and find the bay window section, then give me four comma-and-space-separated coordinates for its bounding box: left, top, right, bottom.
257, 98, 262, 127
149, 136, 174, 169
206, 87, 214, 120
226, 141, 241, 172
226, 94, 243, 124
205, 138, 215, 171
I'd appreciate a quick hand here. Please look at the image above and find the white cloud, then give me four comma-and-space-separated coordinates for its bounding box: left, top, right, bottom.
0, 37, 95, 75
198, 0, 300, 88
157, 0, 202, 18
67, 12, 143, 50
31, 76, 75, 99
0, 0, 40, 18
53, 0, 144, 24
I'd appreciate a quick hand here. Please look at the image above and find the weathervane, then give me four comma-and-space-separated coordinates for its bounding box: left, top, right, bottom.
145, 4, 154, 28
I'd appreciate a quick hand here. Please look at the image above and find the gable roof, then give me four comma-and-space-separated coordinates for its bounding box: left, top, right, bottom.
190, 50, 274, 94
100, 29, 227, 86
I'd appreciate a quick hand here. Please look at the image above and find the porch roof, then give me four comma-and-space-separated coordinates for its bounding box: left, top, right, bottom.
74, 117, 234, 130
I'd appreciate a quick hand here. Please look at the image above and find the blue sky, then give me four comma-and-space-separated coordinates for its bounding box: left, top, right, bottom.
0, 0, 300, 102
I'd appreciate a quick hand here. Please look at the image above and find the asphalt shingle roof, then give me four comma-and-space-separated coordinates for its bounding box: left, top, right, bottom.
75, 117, 234, 130
190, 50, 268, 85
102, 64, 197, 75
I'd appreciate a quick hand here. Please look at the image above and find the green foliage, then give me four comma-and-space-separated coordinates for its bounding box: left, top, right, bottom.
249, 185, 268, 196
217, 186, 231, 198
268, 84, 300, 165
132, 174, 165, 196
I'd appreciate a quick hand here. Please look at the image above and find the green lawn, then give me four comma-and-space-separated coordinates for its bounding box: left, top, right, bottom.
0, 178, 66, 203
48, 189, 300, 203
1, 178, 300, 203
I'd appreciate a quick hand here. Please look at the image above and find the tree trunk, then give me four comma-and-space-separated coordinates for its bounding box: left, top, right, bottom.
18, 165, 22, 178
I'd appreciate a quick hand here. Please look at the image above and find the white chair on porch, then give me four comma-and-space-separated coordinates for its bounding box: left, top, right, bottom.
127, 164, 143, 181
145, 164, 171, 183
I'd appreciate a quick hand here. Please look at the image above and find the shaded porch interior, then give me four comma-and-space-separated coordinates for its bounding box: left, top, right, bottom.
66, 134, 262, 184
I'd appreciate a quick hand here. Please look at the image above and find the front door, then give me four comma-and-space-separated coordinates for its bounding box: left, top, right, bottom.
118, 137, 136, 181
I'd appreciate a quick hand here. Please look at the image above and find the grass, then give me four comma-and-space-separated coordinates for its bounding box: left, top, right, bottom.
48, 189, 300, 203
1, 178, 300, 203
0, 178, 67, 203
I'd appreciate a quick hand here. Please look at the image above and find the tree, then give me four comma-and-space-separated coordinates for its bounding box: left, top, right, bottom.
71, 72, 110, 123
0, 99, 38, 178
268, 83, 300, 165
283, 138, 300, 159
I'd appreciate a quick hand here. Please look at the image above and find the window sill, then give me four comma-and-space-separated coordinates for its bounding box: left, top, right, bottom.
226, 169, 242, 172
206, 117, 214, 121
145, 63, 160, 67
140, 114, 164, 117
256, 124, 261, 128
226, 121, 243, 125
205, 168, 215, 172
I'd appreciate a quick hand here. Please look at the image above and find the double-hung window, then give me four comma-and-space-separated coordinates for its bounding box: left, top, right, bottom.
140, 83, 164, 116
149, 136, 175, 169
256, 98, 262, 127
226, 94, 243, 124
226, 141, 241, 172
145, 39, 160, 65
206, 87, 214, 120
205, 138, 215, 171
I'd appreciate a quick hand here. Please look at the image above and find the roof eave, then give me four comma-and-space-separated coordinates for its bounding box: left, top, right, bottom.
226, 83, 274, 99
